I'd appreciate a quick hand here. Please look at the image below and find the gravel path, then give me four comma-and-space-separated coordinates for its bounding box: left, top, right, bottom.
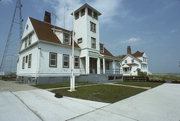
0, 80, 36, 92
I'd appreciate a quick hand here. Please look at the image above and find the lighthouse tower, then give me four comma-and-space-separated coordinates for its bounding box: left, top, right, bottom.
73, 4, 102, 74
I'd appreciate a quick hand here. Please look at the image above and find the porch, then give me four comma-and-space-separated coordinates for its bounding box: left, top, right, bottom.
80, 57, 120, 75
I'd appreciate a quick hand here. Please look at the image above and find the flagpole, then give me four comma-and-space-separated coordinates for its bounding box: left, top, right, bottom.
69, 0, 75, 92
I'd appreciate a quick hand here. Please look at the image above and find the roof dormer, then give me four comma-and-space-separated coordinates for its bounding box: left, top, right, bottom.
52, 28, 71, 45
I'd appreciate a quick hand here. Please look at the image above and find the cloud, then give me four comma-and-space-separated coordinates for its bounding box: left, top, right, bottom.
89, 0, 124, 24
0, 0, 12, 4
170, 29, 178, 33
41, 0, 124, 30
120, 37, 141, 44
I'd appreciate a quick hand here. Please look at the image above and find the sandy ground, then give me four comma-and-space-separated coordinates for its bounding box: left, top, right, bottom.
0, 80, 36, 92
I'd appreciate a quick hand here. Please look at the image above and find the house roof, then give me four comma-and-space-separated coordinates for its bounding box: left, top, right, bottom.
29, 17, 114, 57
132, 51, 144, 57
122, 63, 138, 68
118, 55, 126, 59
101, 48, 113, 57
29, 17, 80, 48
127, 63, 139, 66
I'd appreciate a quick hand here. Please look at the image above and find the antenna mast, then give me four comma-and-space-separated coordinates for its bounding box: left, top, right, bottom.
0, 0, 23, 75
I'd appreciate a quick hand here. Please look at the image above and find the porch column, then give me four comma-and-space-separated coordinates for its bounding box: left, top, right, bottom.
103, 58, 105, 74
86, 56, 89, 74
97, 58, 100, 74
113, 60, 116, 74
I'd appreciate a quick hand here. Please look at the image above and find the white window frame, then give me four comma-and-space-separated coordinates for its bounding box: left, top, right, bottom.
63, 54, 69, 68
100, 44, 104, 53
49, 52, 57, 68
91, 37, 96, 49
74, 56, 80, 68
90, 22, 96, 33
28, 54, 32, 68
63, 33, 70, 45
77, 38, 82, 44
22, 56, 25, 69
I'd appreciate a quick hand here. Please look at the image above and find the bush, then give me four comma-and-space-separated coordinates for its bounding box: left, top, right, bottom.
55, 92, 63, 98
171, 80, 180, 84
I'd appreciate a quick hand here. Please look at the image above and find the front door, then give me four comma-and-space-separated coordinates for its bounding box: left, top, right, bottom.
90, 58, 97, 74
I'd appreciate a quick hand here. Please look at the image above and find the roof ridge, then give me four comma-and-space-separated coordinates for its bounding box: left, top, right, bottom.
29, 17, 71, 32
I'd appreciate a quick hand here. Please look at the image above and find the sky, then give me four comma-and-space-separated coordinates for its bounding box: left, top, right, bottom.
0, 0, 180, 73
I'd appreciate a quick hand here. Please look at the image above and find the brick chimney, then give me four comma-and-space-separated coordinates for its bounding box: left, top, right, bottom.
127, 46, 131, 54
44, 11, 51, 24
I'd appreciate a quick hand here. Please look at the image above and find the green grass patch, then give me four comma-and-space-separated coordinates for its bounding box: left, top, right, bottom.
115, 82, 163, 88
51, 85, 146, 103
34, 81, 93, 89
149, 74, 180, 81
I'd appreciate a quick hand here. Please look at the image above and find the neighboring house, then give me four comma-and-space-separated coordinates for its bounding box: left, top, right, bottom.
16, 4, 121, 84
119, 46, 149, 76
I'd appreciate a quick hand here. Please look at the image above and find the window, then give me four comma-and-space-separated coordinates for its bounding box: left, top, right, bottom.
93, 12, 98, 20
63, 54, 69, 68
125, 60, 127, 63
26, 25, 29, 30
28, 54, 32, 68
74, 56, 79, 68
132, 59, 134, 63
88, 8, 92, 16
49, 52, 57, 67
91, 37, 96, 49
100, 44, 104, 53
63, 33, 70, 44
28, 34, 32, 46
81, 8, 85, 16
25, 56, 28, 63
90, 22, 96, 33
75, 12, 79, 20
77, 38, 82, 44
25, 39, 27, 48
22, 56, 25, 69
143, 57, 147, 62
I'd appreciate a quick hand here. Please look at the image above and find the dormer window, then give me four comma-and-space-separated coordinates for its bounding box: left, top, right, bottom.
88, 8, 92, 16
100, 44, 104, 53
63, 33, 70, 44
81, 8, 85, 16
125, 60, 127, 63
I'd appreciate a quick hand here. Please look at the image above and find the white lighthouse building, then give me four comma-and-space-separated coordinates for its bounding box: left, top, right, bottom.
16, 4, 122, 84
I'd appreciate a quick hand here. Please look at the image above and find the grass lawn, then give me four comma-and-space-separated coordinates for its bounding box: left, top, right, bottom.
34, 81, 93, 89
51, 85, 146, 103
149, 74, 180, 81
115, 82, 163, 88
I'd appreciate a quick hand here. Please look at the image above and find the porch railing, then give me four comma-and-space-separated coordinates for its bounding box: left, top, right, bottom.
105, 69, 120, 74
